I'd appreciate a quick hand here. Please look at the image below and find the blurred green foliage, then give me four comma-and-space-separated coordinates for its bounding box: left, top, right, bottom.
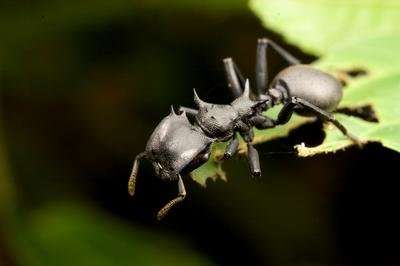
0, 119, 13, 215
9, 203, 213, 266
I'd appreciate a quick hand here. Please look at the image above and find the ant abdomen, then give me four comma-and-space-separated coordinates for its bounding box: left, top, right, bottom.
272, 65, 343, 116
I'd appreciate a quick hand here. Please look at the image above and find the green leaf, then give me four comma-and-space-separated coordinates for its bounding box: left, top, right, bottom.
191, 157, 227, 187
10, 203, 214, 266
315, 35, 400, 77
249, 0, 400, 55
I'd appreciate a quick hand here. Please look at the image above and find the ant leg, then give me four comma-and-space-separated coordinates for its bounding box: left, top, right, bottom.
183, 145, 211, 173
256, 39, 268, 96
224, 133, 239, 159
274, 101, 298, 125
250, 114, 276, 129
247, 143, 261, 177
276, 97, 361, 145
258, 38, 301, 66
293, 97, 361, 145
240, 129, 261, 177
256, 38, 301, 97
128, 152, 146, 196
223, 57, 245, 98
157, 174, 186, 220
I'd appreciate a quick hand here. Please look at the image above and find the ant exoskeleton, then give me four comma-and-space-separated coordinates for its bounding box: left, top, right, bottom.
128, 38, 360, 220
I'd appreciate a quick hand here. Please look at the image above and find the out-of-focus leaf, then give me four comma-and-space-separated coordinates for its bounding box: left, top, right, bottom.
249, 0, 400, 55
0, 115, 13, 214
11, 203, 214, 266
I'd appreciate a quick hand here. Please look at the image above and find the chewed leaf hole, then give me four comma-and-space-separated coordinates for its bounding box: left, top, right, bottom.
345, 68, 368, 78
337, 68, 369, 86
336, 105, 378, 122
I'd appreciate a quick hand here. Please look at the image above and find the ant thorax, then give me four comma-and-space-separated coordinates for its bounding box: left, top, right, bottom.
192, 80, 268, 141
194, 103, 237, 141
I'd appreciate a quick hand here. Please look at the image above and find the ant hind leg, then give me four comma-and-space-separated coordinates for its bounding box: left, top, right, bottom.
223, 57, 245, 99
256, 38, 300, 96
273, 97, 361, 145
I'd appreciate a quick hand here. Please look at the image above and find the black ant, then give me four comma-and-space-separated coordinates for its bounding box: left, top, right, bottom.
128, 38, 360, 220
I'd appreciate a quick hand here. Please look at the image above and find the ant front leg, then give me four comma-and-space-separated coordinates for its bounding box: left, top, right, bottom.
128, 152, 146, 196
157, 174, 187, 221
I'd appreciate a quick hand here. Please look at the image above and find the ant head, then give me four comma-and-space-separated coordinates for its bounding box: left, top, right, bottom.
231, 79, 270, 118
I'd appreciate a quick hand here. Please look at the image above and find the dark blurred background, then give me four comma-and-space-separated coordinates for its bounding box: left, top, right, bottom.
0, 1, 399, 265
